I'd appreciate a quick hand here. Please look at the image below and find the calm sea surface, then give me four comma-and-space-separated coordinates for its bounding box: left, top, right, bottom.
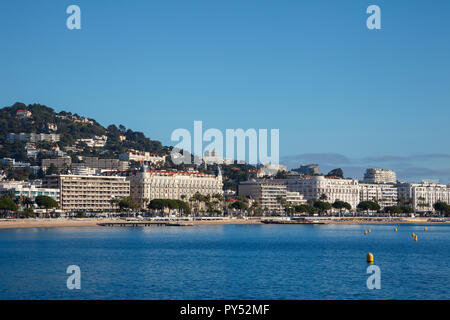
0, 224, 448, 300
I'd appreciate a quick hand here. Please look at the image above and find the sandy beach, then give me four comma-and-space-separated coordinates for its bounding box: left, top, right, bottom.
0, 217, 448, 229
0, 218, 262, 229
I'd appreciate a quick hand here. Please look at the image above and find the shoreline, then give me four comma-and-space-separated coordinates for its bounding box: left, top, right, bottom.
0, 217, 448, 229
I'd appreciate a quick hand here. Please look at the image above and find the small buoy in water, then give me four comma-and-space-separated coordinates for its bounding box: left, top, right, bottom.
368, 229, 371, 233
414, 235, 418, 242
424, 227, 428, 231
366, 253, 374, 264
364, 230, 367, 235
394, 228, 398, 232
412, 233, 416, 238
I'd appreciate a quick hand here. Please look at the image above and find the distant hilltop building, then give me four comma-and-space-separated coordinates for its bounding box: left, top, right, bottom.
119, 150, 166, 165
8, 133, 60, 143
292, 164, 319, 176
363, 168, 397, 184
257, 164, 287, 177
202, 150, 234, 165
16, 109, 32, 120
76, 135, 108, 148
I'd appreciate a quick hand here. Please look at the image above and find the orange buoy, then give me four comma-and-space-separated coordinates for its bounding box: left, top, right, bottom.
366, 253, 374, 264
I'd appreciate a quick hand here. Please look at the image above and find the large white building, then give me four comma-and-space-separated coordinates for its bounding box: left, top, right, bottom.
239, 180, 289, 214
0, 181, 60, 203
282, 176, 361, 210
363, 168, 397, 184
397, 182, 450, 213
43, 174, 130, 212
8, 133, 60, 143
104, 167, 223, 208
359, 183, 398, 208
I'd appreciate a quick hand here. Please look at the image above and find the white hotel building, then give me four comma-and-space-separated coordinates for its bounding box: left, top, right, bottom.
282, 176, 361, 210
104, 167, 223, 208
359, 183, 398, 208
239, 180, 305, 214
397, 182, 450, 213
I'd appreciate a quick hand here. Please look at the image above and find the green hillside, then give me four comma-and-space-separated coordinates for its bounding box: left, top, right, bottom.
0, 102, 169, 160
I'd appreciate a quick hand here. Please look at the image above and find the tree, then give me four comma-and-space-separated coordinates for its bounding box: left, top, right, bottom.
230, 201, 248, 211
332, 200, 351, 216
0, 196, 18, 216
433, 202, 450, 217
45, 163, 59, 175
117, 196, 138, 212
357, 201, 380, 213
35, 195, 58, 209
294, 204, 315, 215
313, 201, 332, 215
319, 194, 328, 201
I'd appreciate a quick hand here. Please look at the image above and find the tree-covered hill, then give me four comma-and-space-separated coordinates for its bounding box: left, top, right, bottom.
0, 102, 169, 159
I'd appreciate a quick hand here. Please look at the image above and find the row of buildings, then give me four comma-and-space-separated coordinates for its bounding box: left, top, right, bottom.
239, 169, 450, 214
0, 166, 224, 213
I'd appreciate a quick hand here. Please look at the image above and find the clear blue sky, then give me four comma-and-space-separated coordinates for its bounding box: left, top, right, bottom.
1, 0, 450, 182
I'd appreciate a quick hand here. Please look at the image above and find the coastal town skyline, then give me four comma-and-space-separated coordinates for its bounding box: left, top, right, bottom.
1, 1, 450, 183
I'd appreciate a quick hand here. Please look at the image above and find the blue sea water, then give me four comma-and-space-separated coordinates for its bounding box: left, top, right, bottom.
0, 224, 448, 300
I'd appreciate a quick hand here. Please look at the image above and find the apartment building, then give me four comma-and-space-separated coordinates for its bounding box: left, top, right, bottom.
359, 183, 398, 208
239, 180, 288, 214
43, 174, 130, 212
42, 157, 72, 171
363, 168, 397, 184
73, 157, 129, 171
286, 191, 307, 206
104, 167, 223, 208
8, 133, 60, 143
0, 181, 60, 203
282, 176, 360, 210
397, 182, 450, 213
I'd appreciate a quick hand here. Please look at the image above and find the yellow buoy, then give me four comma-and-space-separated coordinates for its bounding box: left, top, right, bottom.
411, 233, 416, 238
366, 253, 374, 264
394, 228, 398, 232
414, 235, 418, 242
424, 227, 428, 231
364, 230, 367, 235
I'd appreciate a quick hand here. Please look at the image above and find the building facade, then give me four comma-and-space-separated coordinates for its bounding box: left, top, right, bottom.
8, 133, 60, 143
397, 182, 450, 213
119, 150, 166, 165
359, 183, 398, 208
104, 168, 223, 208
363, 168, 397, 184
43, 174, 130, 212
0, 181, 60, 203
239, 180, 288, 214
282, 176, 361, 210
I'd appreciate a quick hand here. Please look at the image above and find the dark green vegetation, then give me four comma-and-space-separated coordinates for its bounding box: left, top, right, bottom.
0, 102, 168, 161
